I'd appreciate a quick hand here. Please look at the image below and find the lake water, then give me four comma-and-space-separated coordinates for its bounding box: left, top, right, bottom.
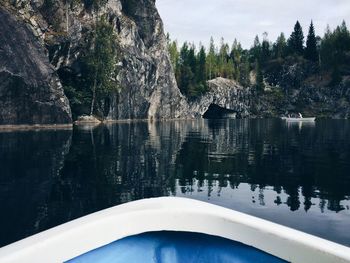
0, 119, 350, 247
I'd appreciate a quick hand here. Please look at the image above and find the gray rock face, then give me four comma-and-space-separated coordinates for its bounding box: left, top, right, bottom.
1, 1, 253, 122
0, 0, 189, 123
106, 0, 189, 119
188, 78, 251, 118
0, 6, 72, 125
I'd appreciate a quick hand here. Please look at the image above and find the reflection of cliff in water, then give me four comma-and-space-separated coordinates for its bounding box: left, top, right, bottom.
1, 119, 350, 247
36, 121, 188, 231
0, 130, 72, 247
36, 119, 350, 228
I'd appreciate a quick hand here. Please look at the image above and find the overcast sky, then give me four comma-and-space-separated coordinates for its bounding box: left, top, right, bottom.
156, 0, 350, 49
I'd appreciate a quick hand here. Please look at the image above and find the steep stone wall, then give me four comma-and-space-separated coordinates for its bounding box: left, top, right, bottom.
0, 6, 72, 125
188, 78, 251, 118
0, 0, 190, 123
0, 0, 264, 122
106, 0, 189, 119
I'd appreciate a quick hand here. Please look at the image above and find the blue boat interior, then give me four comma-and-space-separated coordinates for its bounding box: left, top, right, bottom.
66, 231, 288, 263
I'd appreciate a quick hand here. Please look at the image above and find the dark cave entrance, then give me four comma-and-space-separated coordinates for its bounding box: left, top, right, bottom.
202, 104, 237, 119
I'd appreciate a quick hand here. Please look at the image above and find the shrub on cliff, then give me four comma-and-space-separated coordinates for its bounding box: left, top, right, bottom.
83, 17, 119, 117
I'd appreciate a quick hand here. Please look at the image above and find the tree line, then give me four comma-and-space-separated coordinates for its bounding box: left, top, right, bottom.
167, 20, 350, 99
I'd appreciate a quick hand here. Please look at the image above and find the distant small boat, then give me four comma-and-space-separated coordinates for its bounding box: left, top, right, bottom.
281, 117, 316, 122
0, 197, 349, 263
286, 117, 316, 122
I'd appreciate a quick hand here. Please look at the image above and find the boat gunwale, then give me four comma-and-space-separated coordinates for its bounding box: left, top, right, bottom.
0, 197, 349, 263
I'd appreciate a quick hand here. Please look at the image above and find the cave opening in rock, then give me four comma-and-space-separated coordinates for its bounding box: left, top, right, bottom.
202, 104, 237, 119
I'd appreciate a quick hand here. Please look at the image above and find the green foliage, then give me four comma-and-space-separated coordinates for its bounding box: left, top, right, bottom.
218, 38, 232, 78
305, 21, 318, 62
330, 65, 342, 86
206, 37, 217, 79
239, 56, 251, 87
40, 0, 62, 31
273, 33, 287, 59
197, 45, 207, 85
83, 17, 118, 116
83, 0, 108, 10
177, 43, 196, 98
288, 21, 304, 55
261, 32, 271, 63
167, 19, 349, 100
167, 35, 179, 70
321, 21, 350, 67
250, 35, 261, 63
168, 34, 253, 99
169, 41, 209, 99
60, 16, 119, 119
63, 85, 91, 119
320, 21, 350, 84
255, 60, 264, 91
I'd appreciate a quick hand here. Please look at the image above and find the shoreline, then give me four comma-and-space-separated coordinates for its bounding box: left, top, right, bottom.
0, 124, 73, 132
1, 117, 349, 132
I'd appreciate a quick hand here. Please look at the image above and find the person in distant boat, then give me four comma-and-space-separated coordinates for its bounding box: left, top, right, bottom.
298, 113, 303, 118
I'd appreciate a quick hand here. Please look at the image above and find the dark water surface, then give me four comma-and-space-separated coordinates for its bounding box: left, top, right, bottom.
0, 119, 350, 247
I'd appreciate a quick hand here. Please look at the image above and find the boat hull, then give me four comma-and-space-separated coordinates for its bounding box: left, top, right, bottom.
283, 117, 316, 122
0, 197, 349, 263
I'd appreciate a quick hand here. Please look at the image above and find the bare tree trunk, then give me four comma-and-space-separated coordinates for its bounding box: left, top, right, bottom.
66, 2, 69, 33
209, 59, 212, 80
90, 75, 97, 115
90, 12, 99, 116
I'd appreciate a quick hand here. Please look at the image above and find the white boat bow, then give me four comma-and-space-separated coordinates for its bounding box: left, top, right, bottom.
0, 197, 349, 263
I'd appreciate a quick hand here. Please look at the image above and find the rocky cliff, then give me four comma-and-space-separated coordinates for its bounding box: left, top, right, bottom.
1, 1, 349, 123
106, 0, 189, 120
0, 0, 191, 124
1, 0, 256, 123
0, 0, 287, 123
0, 6, 72, 125
259, 58, 350, 118
188, 78, 251, 118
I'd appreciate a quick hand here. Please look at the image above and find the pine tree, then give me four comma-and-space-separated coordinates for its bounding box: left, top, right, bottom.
336, 21, 350, 54
255, 59, 264, 91
219, 37, 229, 77
288, 21, 304, 55
197, 45, 207, 85
85, 17, 118, 116
239, 56, 251, 87
187, 44, 197, 75
261, 32, 270, 63
250, 35, 262, 63
274, 32, 287, 58
168, 40, 179, 71
320, 25, 333, 68
178, 42, 190, 95
305, 21, 318, 61
230, 39, 243, 79
330, 65, 342, 86
206, 37, 216, 80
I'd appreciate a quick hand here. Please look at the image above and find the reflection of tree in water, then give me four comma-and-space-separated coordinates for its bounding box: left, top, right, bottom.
1, 119, 350, 247
35, 119, 350, 233
174, 119, 350, 212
